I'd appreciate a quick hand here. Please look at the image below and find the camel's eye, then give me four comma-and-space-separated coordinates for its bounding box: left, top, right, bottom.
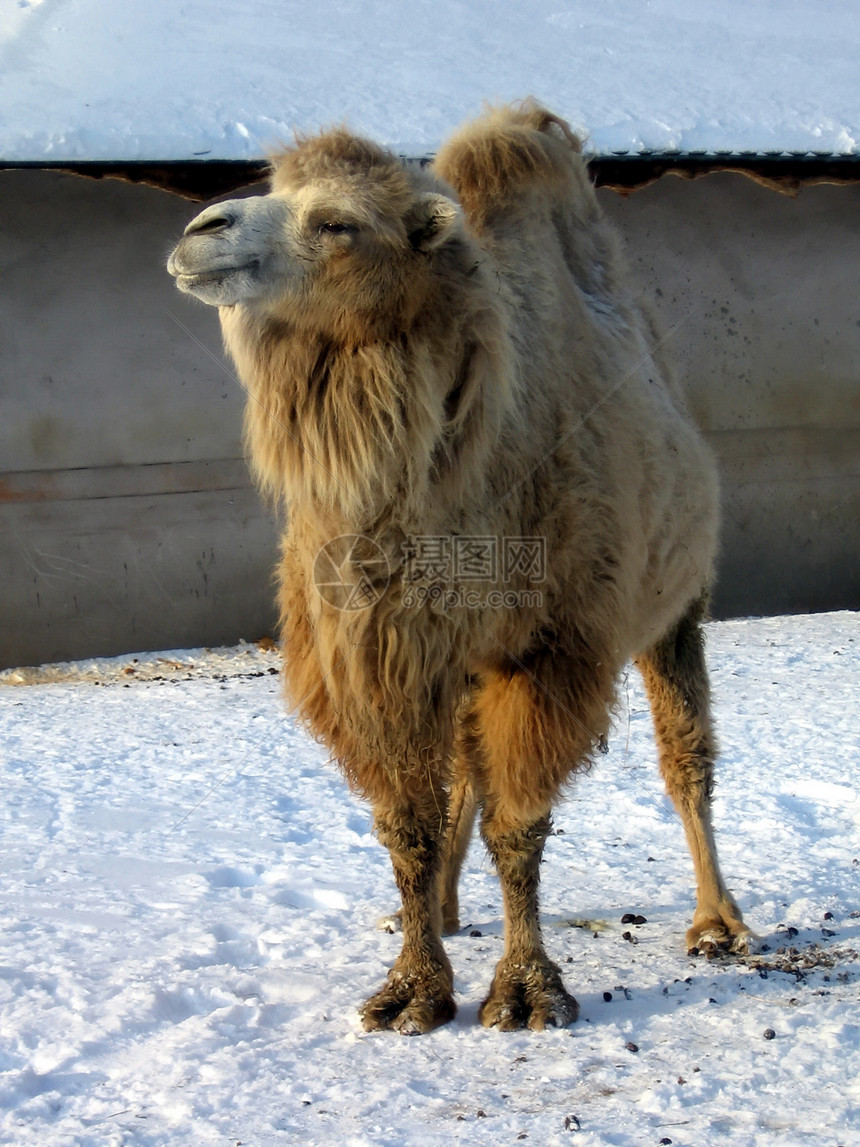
318, 221, 356, 236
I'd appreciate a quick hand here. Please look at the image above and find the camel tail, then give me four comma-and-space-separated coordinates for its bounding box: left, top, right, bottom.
433, 99, 592, 227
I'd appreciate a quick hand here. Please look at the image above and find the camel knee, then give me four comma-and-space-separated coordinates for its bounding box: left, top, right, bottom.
659, 743, 716, 809
375, 808, 444, 880
482, 812, 551, 875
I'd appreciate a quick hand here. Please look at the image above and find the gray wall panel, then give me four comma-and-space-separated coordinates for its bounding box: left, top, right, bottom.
1, 169, 857, 668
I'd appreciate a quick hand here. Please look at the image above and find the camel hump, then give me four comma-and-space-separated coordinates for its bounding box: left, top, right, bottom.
433, 99, 587, 224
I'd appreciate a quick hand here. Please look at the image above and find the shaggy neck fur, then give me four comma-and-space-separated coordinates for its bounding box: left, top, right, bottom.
221, 265, 515, 531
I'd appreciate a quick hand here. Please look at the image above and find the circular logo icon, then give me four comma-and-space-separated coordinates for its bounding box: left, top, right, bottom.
312, 534, 390, 612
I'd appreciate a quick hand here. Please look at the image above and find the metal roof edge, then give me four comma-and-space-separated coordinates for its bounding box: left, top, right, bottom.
587, 152, 860, 195
2, 152, 859, 200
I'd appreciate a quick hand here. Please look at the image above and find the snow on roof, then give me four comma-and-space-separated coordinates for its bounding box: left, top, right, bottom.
1, 0, 858, 164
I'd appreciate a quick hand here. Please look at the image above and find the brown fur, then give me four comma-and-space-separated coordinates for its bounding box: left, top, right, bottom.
168, 99, 752, 1034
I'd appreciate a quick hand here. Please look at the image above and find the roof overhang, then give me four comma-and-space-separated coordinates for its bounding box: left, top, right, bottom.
3, 153, 860, 201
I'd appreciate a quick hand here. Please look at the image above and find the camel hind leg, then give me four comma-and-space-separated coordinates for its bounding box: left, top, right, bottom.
440, 770, 478, 933
636, 594, 754, 955
376, 768, 477, 937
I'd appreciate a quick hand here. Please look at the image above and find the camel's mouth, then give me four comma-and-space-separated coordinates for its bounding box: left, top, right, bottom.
169, 255, 257, 279
168, 258, 261, 305
174, 268, 242, 289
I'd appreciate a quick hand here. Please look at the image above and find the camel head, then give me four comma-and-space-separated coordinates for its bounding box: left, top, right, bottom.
167, 130, 467, 332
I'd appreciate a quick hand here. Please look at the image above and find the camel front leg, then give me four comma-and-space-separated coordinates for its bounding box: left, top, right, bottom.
361, 792, 456, 1034
479, 809, 579, 1031
637, 595, 754, 955
375, 770, 477, 936
469, 654, 606, 1031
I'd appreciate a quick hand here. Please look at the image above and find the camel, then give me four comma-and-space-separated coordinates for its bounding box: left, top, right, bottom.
168, 101, 752, 1034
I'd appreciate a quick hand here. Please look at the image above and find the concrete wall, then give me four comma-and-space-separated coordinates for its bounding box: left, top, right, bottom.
1, 169, 858, 668
600, 174, 860, 619
1, 171, 281, 668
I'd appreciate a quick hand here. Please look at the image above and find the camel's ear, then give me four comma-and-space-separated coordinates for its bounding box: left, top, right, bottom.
406, 192, 463, 252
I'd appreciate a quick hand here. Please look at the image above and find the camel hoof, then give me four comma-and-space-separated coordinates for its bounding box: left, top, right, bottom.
376, 910, 403, 934
687, 922, 758, 958
360, 974, 456, 1035
479, 959, 579, 1031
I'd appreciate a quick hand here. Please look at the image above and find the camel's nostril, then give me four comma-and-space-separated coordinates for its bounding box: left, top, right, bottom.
185, 212, 235, 237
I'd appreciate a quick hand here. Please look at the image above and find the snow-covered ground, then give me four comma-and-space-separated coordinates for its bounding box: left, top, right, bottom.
1, 0, 858, 161
1, 612, 858, 1145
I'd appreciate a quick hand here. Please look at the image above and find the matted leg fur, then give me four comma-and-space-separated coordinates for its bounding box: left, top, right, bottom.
636, 595, 754, 955
479, 810, 579, 1031
361, 785, 456, 1035
376, 769, 478, 936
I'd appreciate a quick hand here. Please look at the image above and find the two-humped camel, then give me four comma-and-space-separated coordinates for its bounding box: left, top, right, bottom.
168, 101, 752, 1034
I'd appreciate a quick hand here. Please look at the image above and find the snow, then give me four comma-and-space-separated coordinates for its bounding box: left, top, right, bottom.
1, 613, 858, 1145
0, 0, 858, 163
